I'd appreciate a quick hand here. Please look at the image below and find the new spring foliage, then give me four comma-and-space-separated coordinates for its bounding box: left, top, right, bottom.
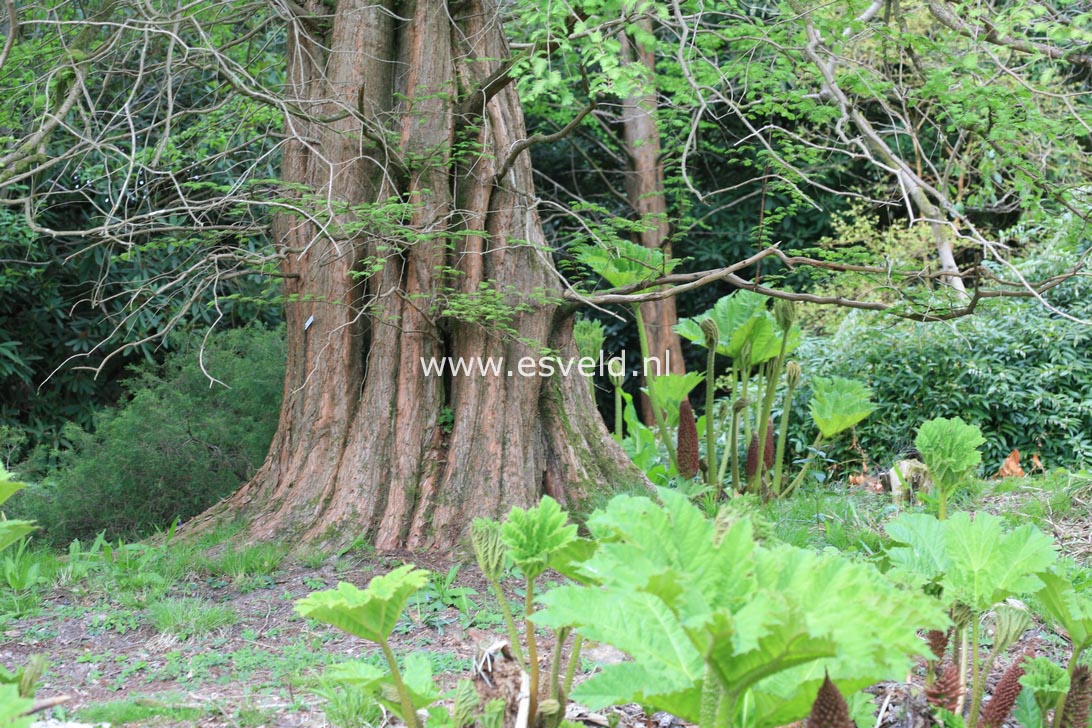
534, 489, 945, 728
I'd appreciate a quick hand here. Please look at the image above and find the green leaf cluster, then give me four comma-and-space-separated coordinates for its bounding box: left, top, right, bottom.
295, 565, 430, 643
808, 376, 875, 440
1036, 570, 1092, 659
915, 417, 986, 493
535, 490, 945, 728
0, 467, 34, 554
500, 496, 578, 580
321, 655, 451, 724
885, 512, 1057, 611
1020, 657, 1070, 717
576, 238, 680, 290
676, 291, 800, 363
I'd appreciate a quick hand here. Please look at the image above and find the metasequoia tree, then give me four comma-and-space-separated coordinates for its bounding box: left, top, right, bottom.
2, 0, 1090, 549
620, 15, 687, 421
212, 0, 650, 548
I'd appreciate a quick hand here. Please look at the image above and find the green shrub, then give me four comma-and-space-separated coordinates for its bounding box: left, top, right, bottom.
11, 326, 284, 543
796, 283, 1092, 472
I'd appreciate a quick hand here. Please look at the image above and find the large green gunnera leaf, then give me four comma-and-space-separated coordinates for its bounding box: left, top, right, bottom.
809, 376, 875, 439
295, 564, 430, 643
886, 512, 1056, 611
536, 490, 945, 728
915, 416, 985, 491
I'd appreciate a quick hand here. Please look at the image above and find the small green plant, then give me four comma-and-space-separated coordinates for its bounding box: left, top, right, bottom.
88, 610, 143, 636
781, 376, 875, 497
885, 511, 1057, 725
298, 548, 328, 570
149, 598, 237, 639
311, 682, 383, 728
1020, 656, 1071, 725
677, 290, 802, 495
406, 564, 479, 632
915, 416, 986, 519
77, 696, 206, 725
204, 542, 286, 581
1, 540, 43, 615
295, 565, 432, 728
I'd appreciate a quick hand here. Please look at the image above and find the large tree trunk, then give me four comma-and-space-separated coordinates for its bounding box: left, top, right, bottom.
188, 0, 641, 550
619, 18, 686, 424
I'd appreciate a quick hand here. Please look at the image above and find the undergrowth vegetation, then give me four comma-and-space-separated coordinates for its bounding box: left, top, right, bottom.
8, 326, 284, 543
797, 236, 1092, 473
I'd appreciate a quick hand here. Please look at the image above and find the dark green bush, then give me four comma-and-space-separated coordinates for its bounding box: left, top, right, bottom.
796, 271, 1092, 474
11, 326, 284, 544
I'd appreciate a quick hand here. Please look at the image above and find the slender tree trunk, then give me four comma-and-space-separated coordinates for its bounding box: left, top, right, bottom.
619, 18, 686, 425
186, 0, 642, 550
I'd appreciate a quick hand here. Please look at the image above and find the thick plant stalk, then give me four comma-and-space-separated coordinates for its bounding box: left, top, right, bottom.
771, 361, 800, 497
969, 616, 984, 726
562, 633, 584, 696
545, 626, 570, 728
523, 576, 539, 723
487, 577, 525, 665
610, 357, 624, 442
957, 625, 970, 714
751, 332, 791, 492
719, 369, 738, 487
472, 520, 525, 665
634, 306, 678, 472
699, 665, 732, 728
1053, 648, 1089, 728
380, 637, 420, 728
700, 319, 719, 486
738, 343, 754, 479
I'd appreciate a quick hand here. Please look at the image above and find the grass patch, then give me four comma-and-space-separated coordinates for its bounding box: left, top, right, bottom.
77, 696, 207, 725
203, 543, 287, 581
149, 597, 236, 639
761, 487, 895, 555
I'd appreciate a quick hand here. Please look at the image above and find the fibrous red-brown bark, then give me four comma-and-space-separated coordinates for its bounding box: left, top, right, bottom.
619, 18, 686, 424
188, 0, 641, 550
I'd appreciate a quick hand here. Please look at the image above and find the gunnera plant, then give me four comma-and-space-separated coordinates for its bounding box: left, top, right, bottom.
1059, 665, 1092, 728
979, 653, 1028, 728
805, 675, 854, 728
677, 400, 700, 480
